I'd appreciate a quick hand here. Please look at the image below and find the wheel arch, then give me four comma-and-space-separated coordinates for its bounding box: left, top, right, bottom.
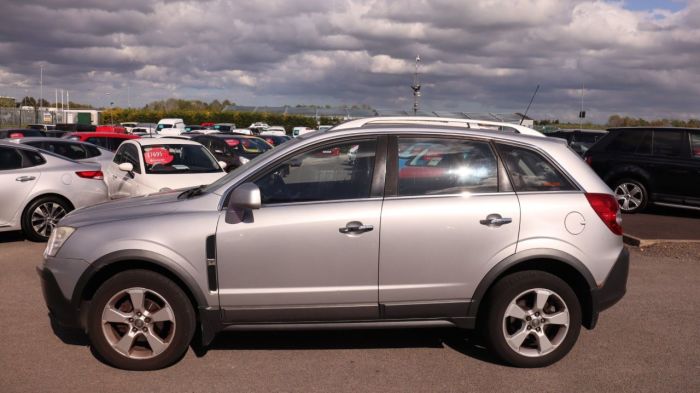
21, 192, 76, 218
468, 249, 598, 330
71, 250, 210, 329
603, 165, 652, 192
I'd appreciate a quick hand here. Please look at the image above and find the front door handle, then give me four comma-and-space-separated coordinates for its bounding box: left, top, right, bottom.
339, 221, 374, 234
480, 214, 513, 227
15, 176, 36, 182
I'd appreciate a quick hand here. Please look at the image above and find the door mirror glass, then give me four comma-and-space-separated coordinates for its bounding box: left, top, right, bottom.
118, 162, 134, 172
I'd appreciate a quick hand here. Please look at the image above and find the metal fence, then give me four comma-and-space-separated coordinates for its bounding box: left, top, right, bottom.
0, 108, 67, 128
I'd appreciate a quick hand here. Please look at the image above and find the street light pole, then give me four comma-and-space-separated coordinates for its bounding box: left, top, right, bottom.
411, 55, 421, 115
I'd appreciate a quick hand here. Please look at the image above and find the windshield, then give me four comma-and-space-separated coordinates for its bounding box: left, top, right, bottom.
225, 137, 272, 154
142, 144, 222, 174
156, 124, 173, 130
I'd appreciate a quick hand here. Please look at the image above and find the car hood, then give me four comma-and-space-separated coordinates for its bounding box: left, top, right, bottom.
59, 190, 183, 228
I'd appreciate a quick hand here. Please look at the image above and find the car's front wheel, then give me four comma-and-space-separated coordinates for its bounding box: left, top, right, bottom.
87, 270, 196, 370
483, 271, 581, 368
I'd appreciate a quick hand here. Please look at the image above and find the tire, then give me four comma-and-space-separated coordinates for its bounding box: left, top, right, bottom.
482, 271, 581, 368
612, 178, 648, 213
87, 270, 196, 370
21, 196, 72, 242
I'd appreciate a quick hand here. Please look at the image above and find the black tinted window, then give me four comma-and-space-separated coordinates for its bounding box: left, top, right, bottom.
653, 131, 683, 157
86, 137, 108, 149
498, 144, 576, 192
690, 131, 700, 159
0, 147, 23, 170
84, 144, 102, 158
46, 142, 87, 160
22, 150, 46, 167
255, 139, 376, 204
397, 138, 498, 196
607, 130, 651, 154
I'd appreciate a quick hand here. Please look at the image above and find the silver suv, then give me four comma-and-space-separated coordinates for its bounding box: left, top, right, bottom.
38, 122, 629, 370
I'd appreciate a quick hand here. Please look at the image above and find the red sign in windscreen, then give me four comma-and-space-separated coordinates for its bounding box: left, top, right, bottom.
225, 139, 240, 147
10, 133, 24, 138
144, 147, 174, 165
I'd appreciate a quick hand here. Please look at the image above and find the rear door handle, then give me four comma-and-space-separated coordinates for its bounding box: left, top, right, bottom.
339, 221, 374, 234
480, 214, 513, 227
15, 176, 36, 182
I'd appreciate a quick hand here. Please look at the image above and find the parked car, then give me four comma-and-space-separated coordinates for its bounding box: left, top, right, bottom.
62, 132, 139, 152
96, 125, 127, 134
190, 134, 272, 171
0, 128, 44, 139
259, 134, 292, 147
584, 127, 700, 213
0, 141, 107, 241
27, 124, 56, 132
120, 122, 138, 133
249, 122, 269, 134
292, 126, 314, 137
16, 137, 114, 166
131, 123, 157, 136
39, 120, 628, 370
55, 123, 97, 133
156, 118, 186, 136
213, 123, 236, 133
262, 126, 286, 136
547, 129, 608, 156
200, 122, 215, 127
103, 138, 227, 199
317, 125, 333, 132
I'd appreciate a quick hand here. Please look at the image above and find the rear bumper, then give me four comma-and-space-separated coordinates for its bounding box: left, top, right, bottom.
589, 247, 629, 327
37, 266, 81, 328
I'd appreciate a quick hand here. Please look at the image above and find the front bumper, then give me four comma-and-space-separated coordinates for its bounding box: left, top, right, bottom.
589, 247, 629, 328
37, 266, 81, 328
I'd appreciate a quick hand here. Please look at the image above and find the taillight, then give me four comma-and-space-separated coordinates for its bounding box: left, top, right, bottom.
585, 193, 622, 235
584, 156, 592, 166
76, 170, 104, 180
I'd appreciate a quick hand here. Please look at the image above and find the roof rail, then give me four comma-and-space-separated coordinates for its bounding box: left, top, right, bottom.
331, 116, 544, 137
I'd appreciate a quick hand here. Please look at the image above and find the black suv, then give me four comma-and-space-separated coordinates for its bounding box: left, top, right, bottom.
584, 127, 700, 213
547, 129, 608, 156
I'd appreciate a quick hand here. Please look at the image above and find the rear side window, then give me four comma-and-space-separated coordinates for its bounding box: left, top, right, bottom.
0, 146, 23, 170
607, 130, 651, 154
86, 137, 108, 150
690, 131, 700, 159
22, 150, 46, 167
397, 137, 498, 196
653, 130, 683, 157
497, 144, 576, 192
83, 144, 102, 158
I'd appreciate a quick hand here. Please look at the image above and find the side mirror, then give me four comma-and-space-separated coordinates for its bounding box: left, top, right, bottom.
118, 162, 134, 172
218, 160, 227, 170
226, 183, 261, 224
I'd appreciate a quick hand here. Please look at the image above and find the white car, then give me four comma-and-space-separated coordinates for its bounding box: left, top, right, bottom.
292, 127, 314, 137
103, 138, 227, 199
232, 128, 253, 136
0, 141, 108, 241
260, 126, 286, 136
156, 118, 186, 136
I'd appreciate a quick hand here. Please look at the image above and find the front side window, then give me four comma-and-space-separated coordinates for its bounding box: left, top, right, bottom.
397, 137, 498, 196
653, 130, 683, 157
497, 144, 576, 192
254, 139, 376, 204
142, 144, 221, 174
122, 144, 141, 173
690, 131, 700, 159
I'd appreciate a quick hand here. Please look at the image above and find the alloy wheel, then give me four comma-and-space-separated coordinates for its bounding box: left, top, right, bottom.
101, 287, 176, 359
31, 202, 67, 237
502, 288, 570, 357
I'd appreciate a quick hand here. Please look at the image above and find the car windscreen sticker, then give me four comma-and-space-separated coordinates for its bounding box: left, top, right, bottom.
10, 132, 24, 138
143, 147, 174, 165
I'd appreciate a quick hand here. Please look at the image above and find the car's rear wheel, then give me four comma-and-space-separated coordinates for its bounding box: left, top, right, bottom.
483, 271, 581, 368
87, 270, 196, 370
21, 196, 72, 242
613, 178, 648, 213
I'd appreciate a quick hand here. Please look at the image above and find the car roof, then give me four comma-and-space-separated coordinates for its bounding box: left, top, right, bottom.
332, 116, 544, 137
18, 137, 88, 143
202, 134, 260, 140
133, 137, 202, 146
67, 132, 137, 138
607, 127, 697, 132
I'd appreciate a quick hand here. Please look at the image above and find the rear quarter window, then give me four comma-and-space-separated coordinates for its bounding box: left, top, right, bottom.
606, 130, 651, 154
497, 144, 576, 192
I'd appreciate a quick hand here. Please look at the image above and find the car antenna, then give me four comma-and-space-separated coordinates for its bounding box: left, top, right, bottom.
519, 84, 540, 125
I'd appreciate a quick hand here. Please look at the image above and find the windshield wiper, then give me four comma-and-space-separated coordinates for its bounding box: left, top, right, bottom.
179, 184, 206, 199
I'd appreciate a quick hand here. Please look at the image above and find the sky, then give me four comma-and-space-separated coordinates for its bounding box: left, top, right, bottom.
0, 0, 698, 122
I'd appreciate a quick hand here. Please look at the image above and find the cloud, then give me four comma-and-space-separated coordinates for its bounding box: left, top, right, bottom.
0, 0, 698, 121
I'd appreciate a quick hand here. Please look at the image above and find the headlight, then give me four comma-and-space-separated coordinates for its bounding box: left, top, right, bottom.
239, 156, 250, 165
44, 227, 75, 258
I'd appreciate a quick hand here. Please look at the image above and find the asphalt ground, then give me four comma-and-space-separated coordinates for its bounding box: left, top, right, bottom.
0, 235, 698, 392
622, 206, 700, 241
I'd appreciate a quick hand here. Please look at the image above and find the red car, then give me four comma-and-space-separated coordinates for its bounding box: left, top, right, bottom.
200, 122, 215, 127
63, 132, 139, 151
95, 125, 127, 134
